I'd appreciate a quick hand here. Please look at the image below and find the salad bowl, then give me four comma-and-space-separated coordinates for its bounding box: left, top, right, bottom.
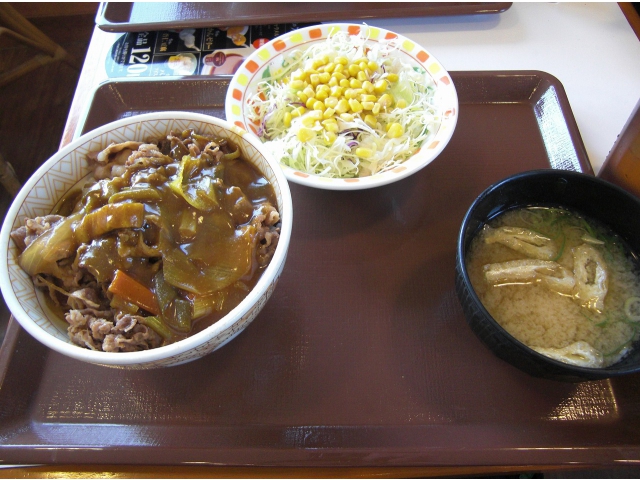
225, 23, 458, 190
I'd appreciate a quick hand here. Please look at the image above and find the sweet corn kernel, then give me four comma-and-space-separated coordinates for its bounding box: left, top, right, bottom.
396, 98, 407, 109
295, 106, 307, 116
333, 63, 344, 74
296, 91, 309, 103
311, 58, 325, 70
324, 62, 336, 73
315, 90, 328, 101
291, 69, 306, 81
372, 103, 381, 115
349, 78, 362, 89
378, 93, 393, 107
362, 81, 374, 93
324, 96, 339, 109
309, 73, 320, 86
332, 71, 346, 81
313, 100, 325, 111
364, 114, 377, 128
339, 78, 350, 88
344, 88, 357, 100
303, 86, 315, 99
340, 113, 355, 122
309, 110, 323, 121
322, 118, 339, 132
316, 84, 331, 94
330, 86, 343, 98
386, 122, 404, 138
318, 72, 331, 84
348, 64, 361, 76
301, 115, 316, 127
355, 147, 373, 158
290, 79, 305, 90
373, 79, 388, 94
283, 112, 292, 128
328, 76, 338, 87
357, 70, 368, 82
305, 97, 316, 109
335, 99, 350, 114
348, 98, 363, 113
387, 73, 399, 83
297, 127, 316, 142
361, 94, 377, 103
335, 56, 348, 65
362, 101, 375, 111
323, 107, 336, 119
367, 61, 379, 72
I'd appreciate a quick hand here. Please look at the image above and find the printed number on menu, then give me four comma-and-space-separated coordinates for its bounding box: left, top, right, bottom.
126, 47, 151, 77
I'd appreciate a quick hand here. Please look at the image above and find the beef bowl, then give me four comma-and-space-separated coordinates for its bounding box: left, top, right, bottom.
455, 169, 640, 382
0, 112, 292, 369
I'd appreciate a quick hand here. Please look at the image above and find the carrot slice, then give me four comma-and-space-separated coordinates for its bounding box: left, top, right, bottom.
108, 269, 160, 316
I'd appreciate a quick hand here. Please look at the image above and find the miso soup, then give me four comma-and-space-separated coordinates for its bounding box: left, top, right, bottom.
466, 206, 640, 368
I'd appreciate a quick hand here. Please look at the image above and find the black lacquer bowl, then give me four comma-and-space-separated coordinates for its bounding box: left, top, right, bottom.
455, 169, 640, 382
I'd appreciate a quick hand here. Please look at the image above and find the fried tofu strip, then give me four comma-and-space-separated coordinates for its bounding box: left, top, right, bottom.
484, 259, 575, 295
484, 226, 558, 260
531, 341, 604, 368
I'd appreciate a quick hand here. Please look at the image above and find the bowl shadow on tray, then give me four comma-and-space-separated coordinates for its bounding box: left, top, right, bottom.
283, 159, 601, 423
386, 241, 613, 427
287, 160, 448, 241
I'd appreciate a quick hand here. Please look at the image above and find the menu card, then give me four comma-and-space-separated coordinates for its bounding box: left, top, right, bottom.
105, 23, 317, 78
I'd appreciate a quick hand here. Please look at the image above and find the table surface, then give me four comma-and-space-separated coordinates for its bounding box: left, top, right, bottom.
8, 2, 640, 478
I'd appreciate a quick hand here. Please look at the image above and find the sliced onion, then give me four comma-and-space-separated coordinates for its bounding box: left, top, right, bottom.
624, 296, 640, 322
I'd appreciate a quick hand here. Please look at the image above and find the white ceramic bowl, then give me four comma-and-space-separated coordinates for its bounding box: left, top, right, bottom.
225, 23, 458, 190
0, 112, 293, 369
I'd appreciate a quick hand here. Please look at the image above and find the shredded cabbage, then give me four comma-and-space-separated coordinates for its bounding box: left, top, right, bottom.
245, 30, 442, 178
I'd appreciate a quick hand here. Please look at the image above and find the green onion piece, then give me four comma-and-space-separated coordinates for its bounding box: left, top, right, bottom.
109, 294, 139, 314
173, 299, 192, 332
108, 188, 161, 204
178, 209, 197, 240
191, 291, 227, 319
74, 202, 145, 244
140, 316, 173, 340
153, 270, 192, 333
624, 297, 640, 322
551, 233, 566, 262
221, 148, 240, 161
169, 155, 219, 211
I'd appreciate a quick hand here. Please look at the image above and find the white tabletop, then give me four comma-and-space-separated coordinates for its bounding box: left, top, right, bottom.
356, 2, 640, 174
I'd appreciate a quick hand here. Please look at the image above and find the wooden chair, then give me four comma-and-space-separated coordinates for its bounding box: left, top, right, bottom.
0, 2, 76, 87
0, 2, 77, 196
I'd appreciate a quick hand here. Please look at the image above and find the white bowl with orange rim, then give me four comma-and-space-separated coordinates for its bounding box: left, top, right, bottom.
225, 23, 458, 190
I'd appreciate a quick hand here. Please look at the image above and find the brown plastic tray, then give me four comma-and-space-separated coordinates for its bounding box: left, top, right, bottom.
96, 2, 513, 32
4, 71, 640, 469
